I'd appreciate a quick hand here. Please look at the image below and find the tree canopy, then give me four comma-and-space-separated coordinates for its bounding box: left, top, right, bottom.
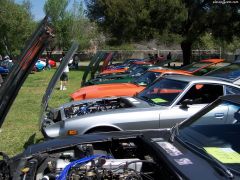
0, 0, 35, 57
44, 0, 99, 51
86, 0, 240, 65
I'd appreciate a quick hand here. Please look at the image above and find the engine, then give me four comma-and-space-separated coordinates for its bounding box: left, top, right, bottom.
43, 156, 143, 180
64, 98, 133, 118
5, 137, 174, 180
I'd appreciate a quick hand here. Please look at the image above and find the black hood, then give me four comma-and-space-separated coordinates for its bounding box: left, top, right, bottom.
81, 52, 113, 86
0, 16, 54, 128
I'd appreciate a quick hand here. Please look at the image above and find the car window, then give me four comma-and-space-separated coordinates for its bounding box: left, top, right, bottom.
178, 84, 224, 105
181, 62, 210, 72
137, 78, 188, 106
193, 66, 215, 75
133, 71, 162, 85
129, 66, 148, 76
226, 85, 240, 95
179, 100, 240, 172
206, 64, 240, 80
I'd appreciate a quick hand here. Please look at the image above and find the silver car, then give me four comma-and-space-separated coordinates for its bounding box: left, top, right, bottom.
41, 75, 240, 138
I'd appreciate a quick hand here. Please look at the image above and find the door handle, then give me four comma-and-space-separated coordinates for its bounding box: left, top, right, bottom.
215, 113, 224, 119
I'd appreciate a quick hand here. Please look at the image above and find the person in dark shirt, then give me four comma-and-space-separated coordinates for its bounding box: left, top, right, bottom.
167, 52, 172, 67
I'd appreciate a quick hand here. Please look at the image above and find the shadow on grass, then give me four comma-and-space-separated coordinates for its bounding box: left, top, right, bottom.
70, 66, 87, 71
23, 133, 36, 149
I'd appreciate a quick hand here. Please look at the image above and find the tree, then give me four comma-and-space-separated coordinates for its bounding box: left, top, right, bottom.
86, 0, 156, 43
167, 1, 240, 65
0, 0, 35, 56
86, 0, 240, 65
70, 0, 98, 49
44, 0, 100, 51
22, 0, 32, 18
44, 0, 72, 50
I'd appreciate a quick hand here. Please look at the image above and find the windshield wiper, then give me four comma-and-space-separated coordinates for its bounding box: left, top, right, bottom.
177, 138, 234, 179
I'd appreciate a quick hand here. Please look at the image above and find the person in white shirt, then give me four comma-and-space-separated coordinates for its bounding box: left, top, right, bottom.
59, 52, 70, 90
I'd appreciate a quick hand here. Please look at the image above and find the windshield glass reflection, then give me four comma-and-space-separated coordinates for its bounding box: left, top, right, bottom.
179, 100, 240, 172
137, 78, 188, 106
132, 71, 162, 85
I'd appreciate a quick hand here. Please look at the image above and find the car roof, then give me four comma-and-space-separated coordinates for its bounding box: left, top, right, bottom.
164, 74, 235, 84
149, 68, 191, 75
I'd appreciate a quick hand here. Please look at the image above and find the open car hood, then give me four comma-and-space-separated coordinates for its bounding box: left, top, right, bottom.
81, 52, 114, 86
39, 43, 79, 126
0, 16, 54, 128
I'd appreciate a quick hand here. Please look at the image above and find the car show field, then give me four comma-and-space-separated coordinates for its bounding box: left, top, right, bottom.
1, 1, 240, 177
0, 69, 83, 156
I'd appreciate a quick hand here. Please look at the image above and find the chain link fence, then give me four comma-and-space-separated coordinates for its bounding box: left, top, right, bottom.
44, 49, 223, 64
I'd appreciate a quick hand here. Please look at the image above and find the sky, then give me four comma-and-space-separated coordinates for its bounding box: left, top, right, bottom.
15, 0, 83, 21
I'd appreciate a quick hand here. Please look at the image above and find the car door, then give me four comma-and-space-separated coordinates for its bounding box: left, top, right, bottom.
160, 83, 225, 128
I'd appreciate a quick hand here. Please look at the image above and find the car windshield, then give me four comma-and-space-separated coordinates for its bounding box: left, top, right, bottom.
137, 78, 188, 106
126, 64, 140, 73
132, 71, 162, 86
129, 66, 149, 76
123, 58, 142, 65
181, 62, 211, 72
206, 64, 240, 80
179, 100, 240, 173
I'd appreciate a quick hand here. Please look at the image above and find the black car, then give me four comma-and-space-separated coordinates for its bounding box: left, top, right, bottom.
1, 95, 240, 179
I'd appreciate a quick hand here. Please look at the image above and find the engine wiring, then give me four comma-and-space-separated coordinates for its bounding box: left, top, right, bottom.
57, 154, 112, 180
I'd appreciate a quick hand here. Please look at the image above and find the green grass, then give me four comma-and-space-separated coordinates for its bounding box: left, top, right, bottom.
0, 69, 83, 156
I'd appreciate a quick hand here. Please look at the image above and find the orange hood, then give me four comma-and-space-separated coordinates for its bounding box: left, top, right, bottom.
70, 83, 145, 101
100, 68, 128, 75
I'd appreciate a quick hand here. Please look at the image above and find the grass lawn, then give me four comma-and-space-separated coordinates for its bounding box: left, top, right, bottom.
0, 68, 84, 157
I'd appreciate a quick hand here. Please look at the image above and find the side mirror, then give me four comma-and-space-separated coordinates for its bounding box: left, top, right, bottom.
180, 99, 193, 109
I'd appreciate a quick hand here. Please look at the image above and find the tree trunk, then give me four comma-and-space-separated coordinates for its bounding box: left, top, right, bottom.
181, 40, 192, 66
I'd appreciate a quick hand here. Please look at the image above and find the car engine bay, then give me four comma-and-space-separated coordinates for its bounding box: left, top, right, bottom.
0, 137, 177, 180
64, 98, 133, 119
41, 98, 134, 129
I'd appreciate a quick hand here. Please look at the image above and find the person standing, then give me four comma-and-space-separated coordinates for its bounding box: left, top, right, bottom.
59, 52, 69, 90
167, 52, 172, 60
45, 57, 51, 70
167, 52, 172, 67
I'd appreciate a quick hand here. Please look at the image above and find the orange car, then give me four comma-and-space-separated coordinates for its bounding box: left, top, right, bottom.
180, 58, 225, 75
70, 69, 191, 101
